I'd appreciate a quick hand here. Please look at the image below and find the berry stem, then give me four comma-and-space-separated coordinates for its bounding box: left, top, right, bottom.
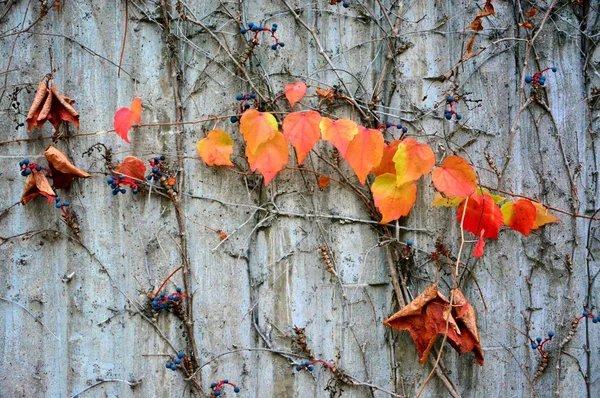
154, 265, 183, 298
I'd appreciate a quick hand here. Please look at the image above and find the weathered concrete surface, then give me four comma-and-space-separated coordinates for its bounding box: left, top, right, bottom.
0, 1, 598, 397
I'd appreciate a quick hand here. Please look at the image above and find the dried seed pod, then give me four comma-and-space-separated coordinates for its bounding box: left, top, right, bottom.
533, 351, 549, 380
319, 246, 336, 274
293, 326, 313, 359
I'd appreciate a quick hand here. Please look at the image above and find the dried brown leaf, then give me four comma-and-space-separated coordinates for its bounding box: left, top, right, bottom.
477, 0, 495, 17
43, 145, 91, 189
26, 81, 49, 132
21, 170, 56, 205
526, 8, 537, 18
449, 288, 484, 365
467, 17, 484, 31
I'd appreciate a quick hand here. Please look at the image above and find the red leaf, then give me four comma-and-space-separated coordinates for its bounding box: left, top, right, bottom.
432, 155, 478, 197
318, 176, 330, 190
345, 126, 384, 185
530, 201, 560, 230
501, 199, 537, 236
282, 111, 322, 164
114, 156, 147, 183
285, 81, 307, 107
245, 132, 289, 185
114, 98, 142, 143
457, 193, 503, 239
473, 233, 485, 258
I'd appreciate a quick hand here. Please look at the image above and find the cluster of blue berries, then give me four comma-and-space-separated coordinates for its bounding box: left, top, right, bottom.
19, 158, 42, 176
210, 379, 241, 396
581, 310, 600, 323
151, 287, 184, 312
530, 331, 554, 351
107, 175, 138, 195
146, 156, 166, 182
525, 67, 557, 86
54, 196, 70, 209
165, 351, 186, 371
380, 121, 408, 135
241, 22, 284, 50
444, 96, 462, 121
296, 361, 314, 372
331, 0, 351, 7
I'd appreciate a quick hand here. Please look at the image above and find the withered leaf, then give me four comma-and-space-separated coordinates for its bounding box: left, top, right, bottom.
526, 8, 537, 18
43, 145, 91, 189
25, 80, 79, 133
48, 82, 80, 133
21, 170, 56, 205
463, 34, 477, 60
26, 81, 49, 132
477, 0, 495, 17
384, 284, 461, 364
449, 289, 484, 365
467, 17, 484, 31
519, 21, 533, 29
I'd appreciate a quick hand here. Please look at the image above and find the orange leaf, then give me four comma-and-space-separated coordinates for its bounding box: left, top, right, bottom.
384, 284, 461, 364
21, 170, 56, 205
393, 138, 435, 185
114, 98, 142, 143
432, 155, 477, 197
318, 176, 330, 190
457, 194, 503, 239
26, 81, 49, 132
477, 0, 495, 17
467, 18, 484, 31
43, 145, 91, 189
114, 156, 147, 182
519, 21, 533, 29
450, 289, 484, 366
282, 111, 322, 164
501, 199, 537, 236
285, 81, 307, 108
473, 234, 485, 258
371, 140, 400, 176
197, 130, 234, 166
167, 177, 176, 186
530, 201, 560, 230
371, 174, 417, 224
47, 83, 80, 133
345, 126, 384, 185
526, 8, 537, 18
240, 109, 278, 154
319, 117, 358, 158
246, 132, 289, 185
316, 88, 335, 103
463, 34, 477, 60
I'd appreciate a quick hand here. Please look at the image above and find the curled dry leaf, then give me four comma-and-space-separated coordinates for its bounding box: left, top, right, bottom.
463, 34, 477, 60
467, 18, 484, 31
450, 289, 484, 366
477, 0, 495, 17
21, 170, 56, 205
519, 21, 533, 29
26, 81, 80, 133
43, 145, 91, 189
384, 284, 461, 364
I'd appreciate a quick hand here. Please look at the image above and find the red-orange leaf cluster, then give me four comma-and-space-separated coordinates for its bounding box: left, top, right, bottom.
384, 284, 483, 365
245, 132, 289, 185
114, 98, 142, 143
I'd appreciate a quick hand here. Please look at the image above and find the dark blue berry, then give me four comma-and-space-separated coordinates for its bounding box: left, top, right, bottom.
271, 44, 278, 50
120, 188, 126, 194
157, 171, 163, 177
396, 124, 402, 129
230, 116, 238, 123
593, 317, 599, 323
402, 127, 408, 133
386, 122, 392, 128
111, 183, 117, 189
536, 336, 542, 343
407, 239, 413, 246
296, 365, 302, 371
168, 295, 173, 300
343, 1, 350, 7
248, 22, 255, 28
152, 168, 158, 174
132, 189, 138, 194
552, 66, 557, 72
236, 94, 244, 101
118, 175, 124, 180
24, 168, 32, 176
240, 28, 247, 34
445, 113, 452, 120
55, 197, 61, 202
446, 96, 454, 103
36, 165, 41, 171
160, 293, 165, 299
166, 362, 172, 368
107, 177, 114, 184
234, 387, 241, 393
548, 331, 555, 337
19, 160, 24, 166
525, 76, 533, 84
55, 203, 62, 208
456, 114, 462, 120
171, 365, 177, 371
250, 93, 256, 99
279, 42, 285, 47
539, 76, 546, 85
154, 157, 159, 163
21, 170, 26, 176
531, 343, 537, 349
174, 358, 182, 364
178, 351, 185, 358
146, 175, 152, 180
176, 287, 182, 293
173, 296, 180, 301
211, 382, 217, 388
307, 365, 314, 371
63, 201, 70, 207
214, 391, 221, 397
583, 311, 589, 317
224, 379, 229, 384
23, 159, 30, 165
272, 23, 278, 28
153, 176, 159, 181
160, 155, 165, 161
112, 190, 119, 196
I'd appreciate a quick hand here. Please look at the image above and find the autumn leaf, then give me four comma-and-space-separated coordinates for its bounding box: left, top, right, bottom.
197, 130, 234, 166
114, 156, 147, 182
26, 81, 80, 133
240, 109, 278, 154
432, 155, 478, 197
371, 140, 400, 176
519, 21, 533, 29
282, 111, 322, 164
463, 34, 477, 60
43, 145, 91, 189
114, 98, 142, 143
477, 0, 495, 17
285, 81, 307, 107
316, 88, 335, 103
393, 138, 435, 185
431, 187, 505, 207
371, 174, 417, 224
473, 233, 486, 258
384, 284, 462, 364
530, 201, 560, 230
319, 117, 358, 158
501, 199, 537, 236
457, 193, 503, 239
26, 81, 49, 132
21, 170, 56, 205
318, 176, 330, 190
345, 126, 384, 185
449, 289, 484, 366
467, 18, 484, 31
526, 8, 537, 18
245, 132, 289, 185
